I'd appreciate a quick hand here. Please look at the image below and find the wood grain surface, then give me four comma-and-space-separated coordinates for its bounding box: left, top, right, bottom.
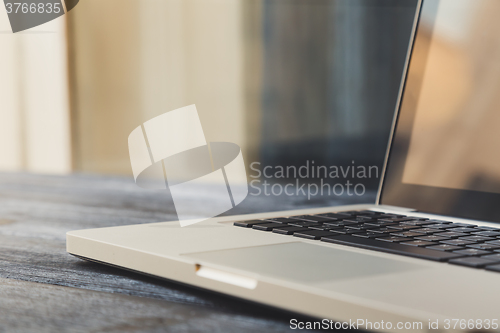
0, 173, 374, 332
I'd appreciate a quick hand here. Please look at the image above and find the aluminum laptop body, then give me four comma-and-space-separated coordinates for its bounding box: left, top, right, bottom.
67, 1, 500, 331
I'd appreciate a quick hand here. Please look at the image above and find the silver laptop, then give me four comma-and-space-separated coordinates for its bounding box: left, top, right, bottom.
67, 0, 500, 329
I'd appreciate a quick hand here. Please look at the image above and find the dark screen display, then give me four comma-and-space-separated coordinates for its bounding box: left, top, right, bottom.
381, 0, 500, 223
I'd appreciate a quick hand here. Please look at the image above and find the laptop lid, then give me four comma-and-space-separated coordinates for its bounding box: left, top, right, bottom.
379, 0, 500, 223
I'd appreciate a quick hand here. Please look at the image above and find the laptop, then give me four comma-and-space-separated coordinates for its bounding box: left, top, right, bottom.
67, 0, 500, 329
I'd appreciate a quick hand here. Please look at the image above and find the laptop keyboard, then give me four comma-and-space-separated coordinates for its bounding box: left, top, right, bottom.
234, 210, 500, 272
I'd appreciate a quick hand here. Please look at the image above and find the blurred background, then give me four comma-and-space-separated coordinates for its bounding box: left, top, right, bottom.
0, 0, 418, 205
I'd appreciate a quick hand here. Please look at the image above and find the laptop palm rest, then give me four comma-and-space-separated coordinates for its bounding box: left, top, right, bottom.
183, 242, 424, 284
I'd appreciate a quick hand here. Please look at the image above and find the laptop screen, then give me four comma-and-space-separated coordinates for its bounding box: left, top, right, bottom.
380, 0, 500, 222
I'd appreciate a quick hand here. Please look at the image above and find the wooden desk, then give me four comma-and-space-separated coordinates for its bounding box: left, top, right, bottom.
0, 173, 372, 332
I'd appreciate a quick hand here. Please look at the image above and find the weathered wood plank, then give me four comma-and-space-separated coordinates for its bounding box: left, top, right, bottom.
0, 172, 374, 331
0, 278, 313, 333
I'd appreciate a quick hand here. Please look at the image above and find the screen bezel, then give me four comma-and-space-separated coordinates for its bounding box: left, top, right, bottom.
378, 0, 500, 223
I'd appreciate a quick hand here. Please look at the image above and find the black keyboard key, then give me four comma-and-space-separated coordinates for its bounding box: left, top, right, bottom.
272, 226, 310, 235
310, 215, 339, 221
376, 214, 406, 219
354, 216, 376, 220
289, 215, 331, 223
415, 235, 451, 242
459, 235, 495, 242
401, 240, 437, 247
321, 235, 465, 261
377, 217, 414, 223
433, 232, 468, 238
466, 243, 500, 251
358, 215, 383, 220
252, 223, 285, 231
353, 215, 376, 220
391, 225, 420, 231
329, 228, 364, 235
427, 224, 454, 230
390, 231, 426, 238
399, 220, 434, 226
376, 236, 409, 243
345, 224, 375, 230
368, 227, 399, 234
338, 211, 371, 216
267, 217, 303, 224
426, 244, 464, 252
475, 226, 500, 231
293, 230, 335, 240
449, 223, 478, 228
485, 264, 500, 272
234, 220, 268, 228
307, 225, 342, 231
472, 231, 500, 237
323, 221, 358, 228
440, 239, 477, 246
453, 249, 492, 256
288, 221, 320, 227
363, 221, 399, 227
482, 254, 500, 261
343, 217, 376, 223
450, 257, 498, 268
411, 228, 439, 234
352, 232, 389, 239
288, 215, 310, 220
449, 227, 477, 233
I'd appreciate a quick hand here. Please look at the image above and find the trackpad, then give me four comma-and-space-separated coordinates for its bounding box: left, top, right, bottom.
183, 242, 424, 283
